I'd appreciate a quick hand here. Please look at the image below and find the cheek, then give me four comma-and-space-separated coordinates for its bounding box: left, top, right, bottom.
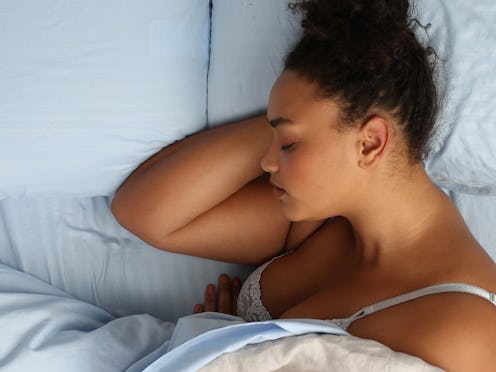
282, 153, 324, 190
280, 152, 307, 179
291, 147, 352, 194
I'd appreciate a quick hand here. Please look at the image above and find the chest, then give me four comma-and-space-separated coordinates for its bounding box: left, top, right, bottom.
256, 222, 363, 319
255, 220, 437, 324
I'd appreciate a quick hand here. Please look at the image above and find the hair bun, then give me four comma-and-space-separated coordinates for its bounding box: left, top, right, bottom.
290, 0, 410, 43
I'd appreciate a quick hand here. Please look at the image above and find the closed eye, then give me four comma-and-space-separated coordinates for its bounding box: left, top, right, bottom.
281, 143, 295, 151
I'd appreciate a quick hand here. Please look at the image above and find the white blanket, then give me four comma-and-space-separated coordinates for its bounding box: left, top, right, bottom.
201, 333, 444, 372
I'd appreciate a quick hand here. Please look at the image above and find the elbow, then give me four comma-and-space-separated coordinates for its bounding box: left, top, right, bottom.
110, 192, 169, 249
111, 193, 141, 236
110, 193, 133, 233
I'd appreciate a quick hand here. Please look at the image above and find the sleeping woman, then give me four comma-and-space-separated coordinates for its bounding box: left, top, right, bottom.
111, 0, 496, 370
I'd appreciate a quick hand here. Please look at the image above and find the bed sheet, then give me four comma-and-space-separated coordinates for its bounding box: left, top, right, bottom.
0, 196, 252, 322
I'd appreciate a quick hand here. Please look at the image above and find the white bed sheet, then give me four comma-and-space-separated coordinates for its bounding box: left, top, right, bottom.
0, 196, 252, 322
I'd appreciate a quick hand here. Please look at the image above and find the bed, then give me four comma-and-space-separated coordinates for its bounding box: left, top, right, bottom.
0, 0, 494, 370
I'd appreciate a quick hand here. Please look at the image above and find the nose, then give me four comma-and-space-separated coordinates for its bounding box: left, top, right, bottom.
261, 141, 279, 173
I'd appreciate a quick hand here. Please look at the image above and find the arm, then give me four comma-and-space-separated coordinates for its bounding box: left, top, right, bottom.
111, 115, 292, 264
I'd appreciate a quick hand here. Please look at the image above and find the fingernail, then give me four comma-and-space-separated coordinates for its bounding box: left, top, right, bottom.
220, 274, 229, 283
207, 284, 216, 294
232, 277, 241, 286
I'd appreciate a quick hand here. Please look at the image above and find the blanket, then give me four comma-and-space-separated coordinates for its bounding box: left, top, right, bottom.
0, 263, 442, 371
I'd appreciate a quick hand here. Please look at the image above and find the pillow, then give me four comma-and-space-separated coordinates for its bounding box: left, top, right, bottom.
415, 0, 496, 195
208, 0, 496, 195
207, 0, 302, 126
0, 0, 209, 198
449, 191, 496, 259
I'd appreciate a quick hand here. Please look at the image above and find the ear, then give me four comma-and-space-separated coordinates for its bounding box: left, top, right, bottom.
357, 116, 390, 168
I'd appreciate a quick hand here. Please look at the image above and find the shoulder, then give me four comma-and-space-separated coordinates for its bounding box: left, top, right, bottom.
352, 289, 496, 370
399, 293, 496, 371
430, 296, 496, 371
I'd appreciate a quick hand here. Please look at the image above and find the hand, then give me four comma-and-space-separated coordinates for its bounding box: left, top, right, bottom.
193, 274, 242, 316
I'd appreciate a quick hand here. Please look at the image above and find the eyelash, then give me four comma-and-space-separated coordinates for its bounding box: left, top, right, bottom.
281, 143, 295, 151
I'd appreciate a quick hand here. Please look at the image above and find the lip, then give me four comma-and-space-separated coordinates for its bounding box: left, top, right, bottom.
270, 180, 286, 199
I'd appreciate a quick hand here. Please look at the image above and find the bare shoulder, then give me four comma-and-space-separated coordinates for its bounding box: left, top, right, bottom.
359, 293, 496, 371
420, 296, 496, 371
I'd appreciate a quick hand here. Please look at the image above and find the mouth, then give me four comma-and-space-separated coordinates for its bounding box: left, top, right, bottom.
270, 180, 287, 199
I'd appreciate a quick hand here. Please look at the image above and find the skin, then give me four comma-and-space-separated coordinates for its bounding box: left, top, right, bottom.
112, 69, 496, 371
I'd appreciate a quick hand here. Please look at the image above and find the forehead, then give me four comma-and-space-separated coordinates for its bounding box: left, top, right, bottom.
268, 70, 341, 124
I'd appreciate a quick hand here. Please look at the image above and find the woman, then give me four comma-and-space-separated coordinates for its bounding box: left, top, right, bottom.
112, 0, 496, 370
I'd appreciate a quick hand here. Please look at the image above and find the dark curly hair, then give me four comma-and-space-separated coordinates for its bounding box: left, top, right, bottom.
285, 0, 438, 162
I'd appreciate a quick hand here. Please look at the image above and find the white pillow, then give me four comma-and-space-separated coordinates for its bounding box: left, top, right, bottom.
415, 0, 496, 195
208, 0, 302, 126
0, 0, 209, 198
208, 0, 496, 195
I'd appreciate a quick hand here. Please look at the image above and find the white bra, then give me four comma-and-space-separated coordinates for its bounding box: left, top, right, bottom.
236, 255, 496, 330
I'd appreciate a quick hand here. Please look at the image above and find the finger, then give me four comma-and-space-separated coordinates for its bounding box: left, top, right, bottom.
217, 274, 232, 314
204, 283, 217, 312
193, 303, 203, 314
231, 277, 242, 316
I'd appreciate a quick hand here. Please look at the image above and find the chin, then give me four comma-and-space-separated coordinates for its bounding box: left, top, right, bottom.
280, 200, 335, 222
280, 203, 313, 222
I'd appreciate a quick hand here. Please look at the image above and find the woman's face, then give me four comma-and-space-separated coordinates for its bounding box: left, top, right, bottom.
262, 69, 361, 221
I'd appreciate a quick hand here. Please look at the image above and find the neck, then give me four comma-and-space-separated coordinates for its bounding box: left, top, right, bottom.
345, 164, 457, 266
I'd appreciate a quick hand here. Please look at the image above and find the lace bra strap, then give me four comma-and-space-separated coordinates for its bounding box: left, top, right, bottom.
329, 283, 496, 330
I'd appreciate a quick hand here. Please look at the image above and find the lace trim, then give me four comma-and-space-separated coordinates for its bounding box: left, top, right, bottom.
237, 258, 277, 322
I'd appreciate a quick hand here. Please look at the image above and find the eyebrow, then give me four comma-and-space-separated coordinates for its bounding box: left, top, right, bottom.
267, 116, 293, 128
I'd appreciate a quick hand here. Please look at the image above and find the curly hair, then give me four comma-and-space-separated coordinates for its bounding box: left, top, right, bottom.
285, 0, 438, 161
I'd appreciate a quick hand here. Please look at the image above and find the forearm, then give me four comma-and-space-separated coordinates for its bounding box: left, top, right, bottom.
111, 115, 272, 245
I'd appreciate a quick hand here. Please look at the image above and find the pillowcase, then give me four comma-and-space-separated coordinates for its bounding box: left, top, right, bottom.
207, 0, 302, 126
0, 0, 209, 198
208, 0, 496, 195
415, 0, 496, 195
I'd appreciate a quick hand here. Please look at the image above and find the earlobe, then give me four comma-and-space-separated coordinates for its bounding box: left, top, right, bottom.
358, 116, 390, 168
